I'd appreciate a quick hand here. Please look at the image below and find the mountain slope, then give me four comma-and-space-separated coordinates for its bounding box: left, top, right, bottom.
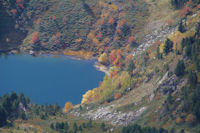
1, 0, 200, 133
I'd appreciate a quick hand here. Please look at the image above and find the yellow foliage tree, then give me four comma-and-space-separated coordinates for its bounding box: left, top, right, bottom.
64, 102, 73, 112
125, 45, 131, 52
93, 37, 99, 45
109, 4, 119, 12
88, 31, 95, 39
81, 89, 96, 104
176, 117, 183, 124
185, 114, 196, 125
98, 53, 108, 65
99, 1, 105, 7
159, 43, 165, 53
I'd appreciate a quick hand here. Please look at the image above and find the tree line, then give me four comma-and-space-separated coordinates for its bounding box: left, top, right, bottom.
0, 92, 30, 127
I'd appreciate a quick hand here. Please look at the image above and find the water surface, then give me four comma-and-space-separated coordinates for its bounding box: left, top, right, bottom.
0, 54, 105, 106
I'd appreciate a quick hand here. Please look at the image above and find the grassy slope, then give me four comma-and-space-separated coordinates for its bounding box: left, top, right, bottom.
108, 5, 200, 132
18, 0, 150, 56
76, 1, 200, 132
0, 113, 117, 133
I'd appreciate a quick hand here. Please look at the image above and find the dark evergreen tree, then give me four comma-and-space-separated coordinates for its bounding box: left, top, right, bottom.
188, 71, 197, 86
82, 122, 86, 128
101, 122, 106, 131
167, 91, 173, 104
50, 123, 54, 130
56, 122, 59, 131
122, 124, 168, 133
164, 38, 173, 55
73, 122, 78, 133
180, 129, 185, 133
0, 106, 7, 127
64, 122, 69, 131
175, 60, 185, 77
171, 0, 188, 9
87, 119, 92, 128
78, 125, 82, 131
178, 21, 185, 33
184, 45, 192, 57
126, 61, 135, 74
21, 112, 27, 120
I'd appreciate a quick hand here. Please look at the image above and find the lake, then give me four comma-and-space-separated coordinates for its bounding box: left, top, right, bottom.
0, 54, 105, 106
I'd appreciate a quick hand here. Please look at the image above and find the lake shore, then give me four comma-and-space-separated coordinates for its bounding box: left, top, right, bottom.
10, 49, 110, 75
94, 62, 109, 75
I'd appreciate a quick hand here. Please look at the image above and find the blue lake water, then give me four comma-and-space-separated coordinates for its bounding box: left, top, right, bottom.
0, 54, 105, 106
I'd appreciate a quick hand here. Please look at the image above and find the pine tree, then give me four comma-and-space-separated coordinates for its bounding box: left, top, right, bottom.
78, 125, 82, 131
64, 122, 69, 131
50, 123, 54, 130
164, 38, 173, 55
175, 60, 185, 77
0, 106, 7, 127
178, 21, 185, 33
73, 122, 78, 133
101, 122, 106, 131
188, 71, 197, 86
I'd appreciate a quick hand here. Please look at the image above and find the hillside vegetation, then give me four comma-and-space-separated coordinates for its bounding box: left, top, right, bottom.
1, 0, 149, 58
1, 0, 200, 133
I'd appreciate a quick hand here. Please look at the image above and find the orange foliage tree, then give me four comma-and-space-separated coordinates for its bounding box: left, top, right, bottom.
64, 102, 73, 112
108, 16, 115, 25
178, 6, 192, 17
30, 32, 39, 44
114, 93, 122, 100
110, 70, 118, 78
116, 19, 126, 34
198, 4, 200, 9
97, 32, 102, 39
109, 49, 123, 68
128, 36, 135, 44
35, 18, 41, 25
11, 9, 17, 14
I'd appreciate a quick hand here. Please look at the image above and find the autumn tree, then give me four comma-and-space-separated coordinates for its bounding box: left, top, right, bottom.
185, 114, 196, 125
176, 117, 183, 124
64, 102, 73, 112
109, 49, 123, 68
179, 6, 192, 17
128, 36, 135, 44
114, 93, 122, 100
108, 16, 115, 25
98, 53, 108, 65
30, 32, 39, 44
81, 88, 99, 104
